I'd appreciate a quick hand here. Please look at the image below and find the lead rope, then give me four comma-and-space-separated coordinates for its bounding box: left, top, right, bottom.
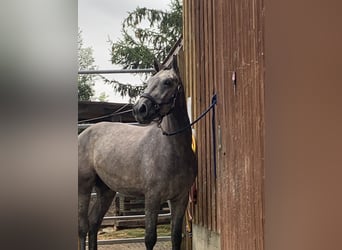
159, 94, 217, 178
159, 94, 217, 136
211, 94, 217, 178
159, 93, 218, 180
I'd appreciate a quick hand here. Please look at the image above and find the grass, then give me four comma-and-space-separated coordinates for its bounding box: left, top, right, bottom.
98, 224, 171, 240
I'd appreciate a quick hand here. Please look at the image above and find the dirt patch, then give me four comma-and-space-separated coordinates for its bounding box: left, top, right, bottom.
96, 225, 172, 250
97, 241, 172, 250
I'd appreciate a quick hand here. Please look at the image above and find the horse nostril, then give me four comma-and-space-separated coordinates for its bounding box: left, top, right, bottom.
139, 103, 148, 116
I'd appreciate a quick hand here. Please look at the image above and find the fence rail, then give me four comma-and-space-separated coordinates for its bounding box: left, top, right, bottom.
91, 192, 171, 221
103, 213, 171, 221
78, 123, 141, 130
90, 236, 172, 245
78, 68, 155, 75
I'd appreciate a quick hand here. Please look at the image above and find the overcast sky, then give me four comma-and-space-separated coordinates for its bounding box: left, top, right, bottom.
78, 0, 171, 102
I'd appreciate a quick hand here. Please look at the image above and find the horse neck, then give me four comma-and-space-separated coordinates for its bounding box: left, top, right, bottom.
160, 89, 192, 142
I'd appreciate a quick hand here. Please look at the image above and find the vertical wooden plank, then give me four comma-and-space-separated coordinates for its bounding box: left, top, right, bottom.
199, 0, 207, 228
213, 0, 224, 234
220, 1, 232, 247
207, 0, 213, 231
208, 0, 217, 232
203, 0, 210, 230
194, 0, 202, 226
191, 0, 197, 124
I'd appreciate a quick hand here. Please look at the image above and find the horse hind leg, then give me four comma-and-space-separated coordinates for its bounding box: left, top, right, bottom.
78, 172, 96, 250
88, 177, 115, 250
78, 190, 91, 250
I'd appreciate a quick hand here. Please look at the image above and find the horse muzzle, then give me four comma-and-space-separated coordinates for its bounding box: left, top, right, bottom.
133, 98, 160, 124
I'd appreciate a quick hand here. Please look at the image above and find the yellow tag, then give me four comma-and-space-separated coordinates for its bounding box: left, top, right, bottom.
191, 135, 196, 153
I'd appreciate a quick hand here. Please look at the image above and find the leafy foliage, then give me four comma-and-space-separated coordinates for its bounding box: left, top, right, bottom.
106, 0, 182, 101
111, 0, 182, 69
78, 29, 96, 101
100, 76, 146, 103
97, 92, 109, 102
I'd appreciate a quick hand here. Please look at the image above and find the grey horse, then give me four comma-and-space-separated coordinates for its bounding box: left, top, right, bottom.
78, 56, 197, 250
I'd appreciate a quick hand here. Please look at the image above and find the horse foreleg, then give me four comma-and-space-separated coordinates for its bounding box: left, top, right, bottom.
144, 196, 161, 250
170, 193, 189, 250
88, 179, 115, 250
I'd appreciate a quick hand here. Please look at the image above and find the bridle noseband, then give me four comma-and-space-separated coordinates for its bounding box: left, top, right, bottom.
140, 84, 181, 117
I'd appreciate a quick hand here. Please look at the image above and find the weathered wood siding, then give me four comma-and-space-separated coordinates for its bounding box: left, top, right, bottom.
183, 0, 265, 249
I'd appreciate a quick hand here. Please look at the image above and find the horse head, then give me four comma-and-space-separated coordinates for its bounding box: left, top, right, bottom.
133, 56, 182, 124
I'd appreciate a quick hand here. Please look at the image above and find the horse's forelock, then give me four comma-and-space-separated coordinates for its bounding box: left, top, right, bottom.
153, 69, 176, 82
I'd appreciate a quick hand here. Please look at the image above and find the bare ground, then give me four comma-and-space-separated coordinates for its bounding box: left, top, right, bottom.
91, 225, 172, 250
97, 241, 172, 250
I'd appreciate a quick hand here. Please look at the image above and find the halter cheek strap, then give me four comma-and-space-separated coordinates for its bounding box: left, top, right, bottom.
140, 85, 181, 114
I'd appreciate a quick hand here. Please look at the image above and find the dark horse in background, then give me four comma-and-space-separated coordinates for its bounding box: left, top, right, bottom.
78, 56, 197, 250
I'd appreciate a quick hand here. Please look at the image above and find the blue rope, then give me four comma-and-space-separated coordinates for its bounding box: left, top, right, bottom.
211, 94, 217, 178
161, 94, 217, 136
161, 93, 218, 178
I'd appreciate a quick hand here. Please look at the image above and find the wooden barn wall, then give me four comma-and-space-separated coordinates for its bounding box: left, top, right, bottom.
183, 0, 265, 249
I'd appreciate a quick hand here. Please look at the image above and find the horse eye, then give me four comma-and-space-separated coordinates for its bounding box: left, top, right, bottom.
164, 79, 172, 86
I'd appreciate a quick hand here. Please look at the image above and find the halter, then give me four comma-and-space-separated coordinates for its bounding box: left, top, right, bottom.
140, 84, 181, 117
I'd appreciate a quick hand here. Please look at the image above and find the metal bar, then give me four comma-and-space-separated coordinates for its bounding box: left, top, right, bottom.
78, 69, 155, 75
103, 213, 171, 221
92, 236, 171, 245
90, 192, 171, 221
78, 123, 140, 129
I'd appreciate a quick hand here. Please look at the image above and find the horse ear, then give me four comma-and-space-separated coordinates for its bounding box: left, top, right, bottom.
172, 55, 180, 75
153, 58, 162, 72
